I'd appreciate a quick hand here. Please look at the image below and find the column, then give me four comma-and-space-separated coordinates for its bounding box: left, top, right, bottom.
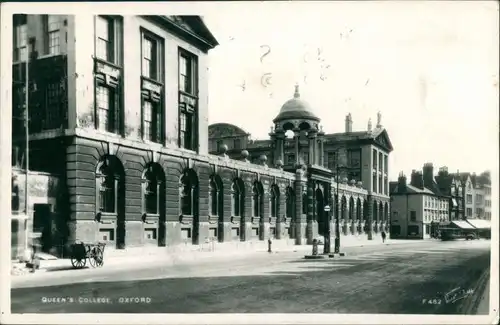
277, 132, 285, 163
319, 139, 324, 167
306, 180, 315, 244
308, 130, 317, 165
294, 169, 307, 245
294, 131, 300, 165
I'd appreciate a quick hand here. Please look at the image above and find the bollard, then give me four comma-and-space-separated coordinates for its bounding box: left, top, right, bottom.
312, 239, 318, 256
268, 238, 272, 253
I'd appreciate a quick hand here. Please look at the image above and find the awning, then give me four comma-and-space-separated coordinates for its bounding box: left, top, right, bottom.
466, 219, 492, 229
451, 220, 475, 230
451, 199, 458, 207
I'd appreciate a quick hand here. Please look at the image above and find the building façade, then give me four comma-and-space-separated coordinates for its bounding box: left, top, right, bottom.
11, 14, 396, 258
209, 85, 394, 242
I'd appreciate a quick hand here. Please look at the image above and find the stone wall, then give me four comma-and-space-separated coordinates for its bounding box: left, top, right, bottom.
66, 134, 296, 249
11, 168, 64, 260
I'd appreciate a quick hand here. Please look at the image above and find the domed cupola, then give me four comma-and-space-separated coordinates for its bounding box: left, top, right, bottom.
269, 85, 325, 171
273, 85, 320, 124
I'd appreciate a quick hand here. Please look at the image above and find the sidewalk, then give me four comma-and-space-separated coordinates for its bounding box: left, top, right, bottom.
11, 237, 424, 276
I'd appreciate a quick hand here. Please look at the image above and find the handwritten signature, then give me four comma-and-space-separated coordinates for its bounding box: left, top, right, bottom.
444, 287, 474, 304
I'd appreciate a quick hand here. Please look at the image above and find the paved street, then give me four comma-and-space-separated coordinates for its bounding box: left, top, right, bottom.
11, 240, 490, 314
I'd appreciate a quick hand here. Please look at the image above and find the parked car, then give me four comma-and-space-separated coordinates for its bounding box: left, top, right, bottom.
465, 233, 477, 240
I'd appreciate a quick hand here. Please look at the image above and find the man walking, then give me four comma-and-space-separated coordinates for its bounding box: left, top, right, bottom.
381, 231, 387, 243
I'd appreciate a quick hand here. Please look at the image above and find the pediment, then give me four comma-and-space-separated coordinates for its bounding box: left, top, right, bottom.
168, 16, 195, 33
374, 129, 393, 152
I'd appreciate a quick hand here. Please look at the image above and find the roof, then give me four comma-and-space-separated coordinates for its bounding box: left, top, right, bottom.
391, 183, 435, 195
273, 85, 320, 123
324, 128, 393, 152
435, 172, 455, 193
466, 219, 491, 229
208, 123, 250, 138
144, 16, 219, 52
424, 177, 444, 196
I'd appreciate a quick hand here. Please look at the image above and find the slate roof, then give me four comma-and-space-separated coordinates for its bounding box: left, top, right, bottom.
391, 183, 435, 195
208, 123, 250, 138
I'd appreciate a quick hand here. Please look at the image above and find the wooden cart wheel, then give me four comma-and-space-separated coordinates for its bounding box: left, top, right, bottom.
71, 257, 86, 269
94, 247, 104, 267
89, 247, 98, 268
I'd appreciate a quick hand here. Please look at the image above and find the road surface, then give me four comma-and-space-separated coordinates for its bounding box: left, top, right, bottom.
11, 239, 491, 314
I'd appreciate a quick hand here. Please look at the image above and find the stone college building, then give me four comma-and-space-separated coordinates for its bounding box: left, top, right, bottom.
11, 14, 394, 257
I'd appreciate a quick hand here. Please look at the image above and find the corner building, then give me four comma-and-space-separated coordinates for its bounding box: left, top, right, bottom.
209, 86, 394, 243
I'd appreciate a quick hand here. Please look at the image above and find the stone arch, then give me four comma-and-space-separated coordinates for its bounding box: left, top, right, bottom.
141, 162, 166, 246
379, 201, 384, 222
232, 178, 245, 241
95, 155, 126, 249
282, 122, 295, 132
270, 184, 280, 219
179, 168, 199, 244
302, 191, 307, 215
349, 196, 355, 220
252, 180, 264, 220
341, 195, 348, 235
298, 121, 312, 131
363, 199, 368, 221
285, 186, 295, 238
315, 187, 325, 235
209, 174, 224, 242
356, 197, 362, 221
372, 200, 379, 233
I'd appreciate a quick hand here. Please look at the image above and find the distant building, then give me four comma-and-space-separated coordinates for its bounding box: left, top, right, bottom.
435, 167, 464, 221
389, 164, 449, 239
453, 171, 491, 220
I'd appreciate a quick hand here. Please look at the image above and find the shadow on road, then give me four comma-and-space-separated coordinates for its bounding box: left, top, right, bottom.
45, 266, 91, 272
11, 250, 490, 315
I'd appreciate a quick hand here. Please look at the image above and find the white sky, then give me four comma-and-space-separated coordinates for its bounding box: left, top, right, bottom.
203, 1, 499, 180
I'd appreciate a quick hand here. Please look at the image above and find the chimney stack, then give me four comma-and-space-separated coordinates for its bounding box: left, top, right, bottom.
376, 111, 382, 128
397, 172, 407, 192
438, 166, 449, 176
345, 113, 353, 133
410, 170, 424, 189
423, 163, 434, 187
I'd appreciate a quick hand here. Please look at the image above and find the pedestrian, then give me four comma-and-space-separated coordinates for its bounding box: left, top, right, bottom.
381, 231, 386, 243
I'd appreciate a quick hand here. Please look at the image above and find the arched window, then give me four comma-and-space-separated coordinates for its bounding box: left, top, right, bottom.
252, 181, 263, 217
302, 192, 307, 214
143, 165, 161, 215
180, 172, 194, 216
97, 158, 118, 213
285, 187, 294, 219
270, 185, 279, 218
232, 179, 244, 217
209, 175, 222, 216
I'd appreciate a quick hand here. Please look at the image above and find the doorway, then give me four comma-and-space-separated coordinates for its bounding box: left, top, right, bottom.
33, 203, 52, 253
